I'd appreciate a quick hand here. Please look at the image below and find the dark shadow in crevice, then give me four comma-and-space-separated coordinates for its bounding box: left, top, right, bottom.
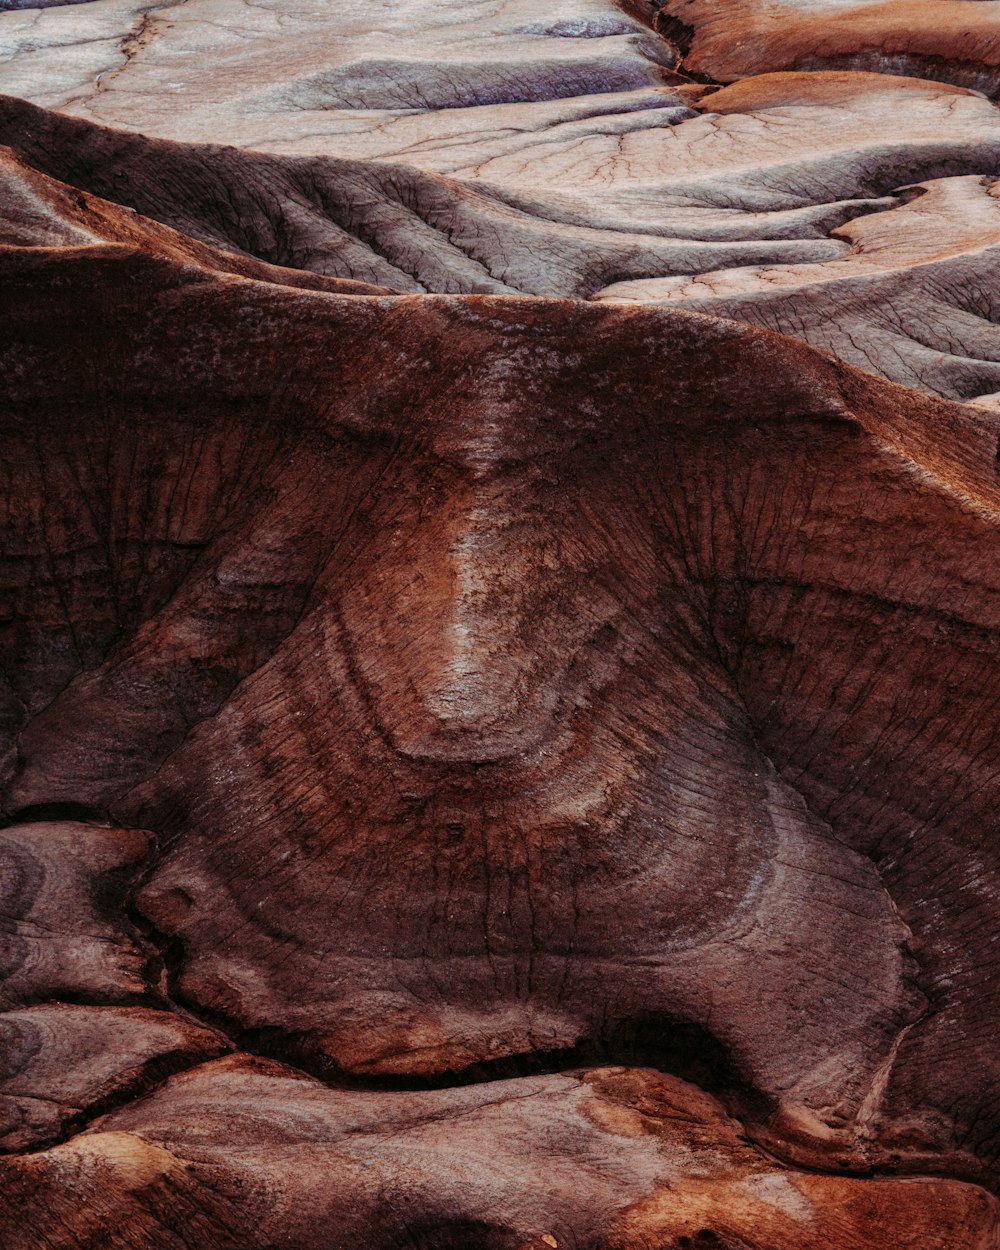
616, 1, 719, 84
115, 820, 777, 1126
379, 1220, 526, 1250
654, 13, 696, 59
4, 1044, 227, 1158
231, 1010, 775, 1126
1, 801, 105, 826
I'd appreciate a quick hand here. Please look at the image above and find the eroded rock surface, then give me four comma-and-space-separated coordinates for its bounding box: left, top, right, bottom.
5, 4, 1000, 396
4, 1062, 997, 1250
639, 0, 1000, 95
2, 0, 1000, 1246
2, 210, 1000, 1238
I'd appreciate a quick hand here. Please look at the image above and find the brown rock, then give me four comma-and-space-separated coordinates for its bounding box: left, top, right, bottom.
0, 1004, 225, 1151
1, 1060, 996, 1249
2, 232, 1000, 1191
0, 821, 150, 1007
1, 3, 1000, 1244
644, 0, 1000, 95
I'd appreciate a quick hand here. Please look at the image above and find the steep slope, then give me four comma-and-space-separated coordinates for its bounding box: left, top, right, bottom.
3, 190, 1000, 1242
0, 138, 386, 293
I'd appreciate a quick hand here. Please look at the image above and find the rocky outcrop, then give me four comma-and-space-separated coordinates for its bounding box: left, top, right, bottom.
4, 1062, 998, 1250
7, 71, 1000, 400
641, 0, 1000, 95
3, 0, 1000, 1245
3, 179, 1000, 1237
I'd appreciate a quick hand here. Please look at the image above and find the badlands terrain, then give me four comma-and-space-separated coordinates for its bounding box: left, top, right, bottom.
2, 1, 1000, 1247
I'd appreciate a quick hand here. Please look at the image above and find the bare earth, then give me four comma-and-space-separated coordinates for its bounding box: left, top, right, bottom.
2, 2, 1000, 1247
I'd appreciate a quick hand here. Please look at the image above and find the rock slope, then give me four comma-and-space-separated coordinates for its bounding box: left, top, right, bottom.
4, 1, 1000, 397
2, 173, 1000, 1241
2, 0, 1000, 1246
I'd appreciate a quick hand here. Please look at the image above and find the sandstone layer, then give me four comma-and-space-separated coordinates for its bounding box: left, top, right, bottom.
1, 0, 1000, 1247
5, 0, 1000, 398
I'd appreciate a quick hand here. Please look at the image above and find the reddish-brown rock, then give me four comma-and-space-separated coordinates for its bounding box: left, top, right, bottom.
640, 0, 1000, 95
4, 1061, 997, 1250
2, 176, 1000, 1238
2, 2, 1000, 1245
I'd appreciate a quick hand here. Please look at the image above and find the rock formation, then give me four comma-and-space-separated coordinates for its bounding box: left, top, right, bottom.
1, 0, 1000, 1246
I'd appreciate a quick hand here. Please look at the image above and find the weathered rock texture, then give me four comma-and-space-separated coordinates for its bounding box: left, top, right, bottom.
635, 0, 1000, 95
2, 0, 1000, 1246
6, 8, 1000, 398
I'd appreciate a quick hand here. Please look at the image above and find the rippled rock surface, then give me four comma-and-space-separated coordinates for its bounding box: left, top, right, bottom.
1, 1, 1000, 1247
